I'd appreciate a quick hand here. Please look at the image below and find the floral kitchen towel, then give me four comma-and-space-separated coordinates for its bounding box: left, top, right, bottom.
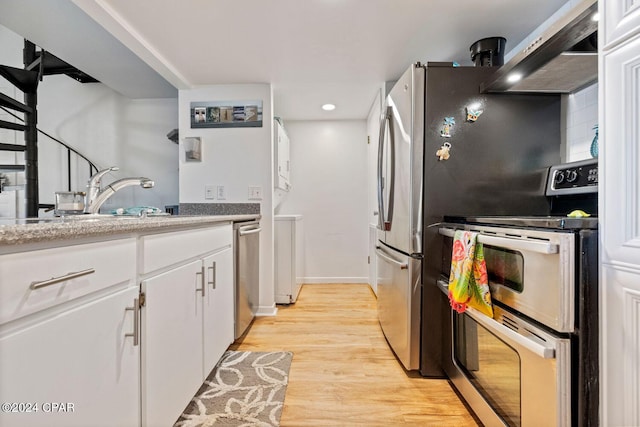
448, 230, 494, 317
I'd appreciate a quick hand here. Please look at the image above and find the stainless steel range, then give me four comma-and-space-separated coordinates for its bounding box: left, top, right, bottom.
437, 159, 599, 427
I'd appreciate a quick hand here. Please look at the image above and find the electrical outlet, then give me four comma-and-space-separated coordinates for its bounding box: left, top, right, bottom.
217, 185, 226, 200
205, 185, 215, 200
248, 186, 263, 200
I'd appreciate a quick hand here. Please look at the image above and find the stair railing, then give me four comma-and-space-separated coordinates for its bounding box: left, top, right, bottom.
0, 40, 100, 215
0, 105, 99, 195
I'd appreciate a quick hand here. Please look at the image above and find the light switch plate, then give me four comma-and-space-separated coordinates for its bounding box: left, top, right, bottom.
217, 185, 226, 200
248, 186, 263, 200
205, 185, 215, 200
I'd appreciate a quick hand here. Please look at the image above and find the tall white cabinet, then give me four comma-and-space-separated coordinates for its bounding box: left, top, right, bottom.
599, 2, 640, 426
274, 215, 304, 304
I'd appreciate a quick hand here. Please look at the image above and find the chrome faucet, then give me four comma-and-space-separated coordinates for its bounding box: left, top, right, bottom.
86, 166, 119, 210
85, 167, 154, 214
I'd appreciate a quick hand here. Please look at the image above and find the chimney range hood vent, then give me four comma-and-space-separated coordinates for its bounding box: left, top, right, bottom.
480, 0, 598, 94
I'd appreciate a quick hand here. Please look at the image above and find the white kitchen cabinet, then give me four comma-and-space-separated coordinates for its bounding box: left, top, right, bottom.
142, 260, 204, 427
274, 118, 291, 191
599, 4, 640, 426
0, 238, 138, 427
0, 221, 237, 427
0, 238, 136, 324
0, 285, 140, 427
602, 0, 640, 48
140, 223, 234, 427
202, 247, 234, 378
274, 215, 303, 304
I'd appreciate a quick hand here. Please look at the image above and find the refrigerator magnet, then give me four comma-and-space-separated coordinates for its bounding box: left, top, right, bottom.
436, 142, 451, 161
466, 107, 483, 122
440, 117, 455, 137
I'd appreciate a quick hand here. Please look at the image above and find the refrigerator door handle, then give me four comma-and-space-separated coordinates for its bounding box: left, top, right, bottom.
377, 106, 395, 231
375, 246, 408, 269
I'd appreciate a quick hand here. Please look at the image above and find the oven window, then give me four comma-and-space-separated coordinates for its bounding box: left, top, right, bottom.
483, 245, 524, 292
454, 312, 521, 427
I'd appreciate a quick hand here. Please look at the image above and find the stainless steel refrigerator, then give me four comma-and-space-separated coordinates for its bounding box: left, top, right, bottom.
376, 62, 561, 376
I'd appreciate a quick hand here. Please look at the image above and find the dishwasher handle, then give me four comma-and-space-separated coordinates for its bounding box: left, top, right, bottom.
239, 226, 262, 236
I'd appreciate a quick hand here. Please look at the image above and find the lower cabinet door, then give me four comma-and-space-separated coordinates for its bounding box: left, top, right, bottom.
0, 286, 140, 427
142, 260, 204, 427
202, 247, 234, 377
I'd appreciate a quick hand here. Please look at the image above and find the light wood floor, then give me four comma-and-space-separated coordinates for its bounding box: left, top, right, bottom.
230, 284, 479, 426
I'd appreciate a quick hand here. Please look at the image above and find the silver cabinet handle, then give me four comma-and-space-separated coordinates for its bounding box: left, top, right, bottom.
29, 268, 96, 290
438, 227, 559, 254
375, 247, 408, 269
196, 266, 205, 296
125, 298, 139, 346
208, 262, 216, 289
239, 227, 262, 236
437, 279, 555, 359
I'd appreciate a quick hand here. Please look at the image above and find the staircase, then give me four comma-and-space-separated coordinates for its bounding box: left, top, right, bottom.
0, 40, 99, 217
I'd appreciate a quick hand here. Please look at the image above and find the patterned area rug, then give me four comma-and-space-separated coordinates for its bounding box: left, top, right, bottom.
175, 351, 293, 427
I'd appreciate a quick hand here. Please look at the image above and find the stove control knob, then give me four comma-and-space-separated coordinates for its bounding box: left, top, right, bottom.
555, 171, 565, 185
566, 169, 579, 183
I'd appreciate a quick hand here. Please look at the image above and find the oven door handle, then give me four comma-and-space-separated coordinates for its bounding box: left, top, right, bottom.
438, 227, 559, 254
436, 279, 556, 359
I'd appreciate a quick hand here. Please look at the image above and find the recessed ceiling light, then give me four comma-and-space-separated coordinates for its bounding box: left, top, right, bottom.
507, 73, 522, 83
322, 103, 336, 111
591, 12, 599, 22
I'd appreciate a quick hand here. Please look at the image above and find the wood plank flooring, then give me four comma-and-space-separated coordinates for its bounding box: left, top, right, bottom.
230, 284, 479, 426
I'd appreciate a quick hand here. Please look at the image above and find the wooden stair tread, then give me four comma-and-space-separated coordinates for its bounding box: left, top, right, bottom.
0, 165, 26, 172
0, 65, 39, 93
0, 120, 27, 132
37, 52, 99, 83
0, 143, 27, 152
0, 92, 33, 114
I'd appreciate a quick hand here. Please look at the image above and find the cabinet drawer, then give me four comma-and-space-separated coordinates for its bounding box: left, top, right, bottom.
0, 238, 136, 325
140, 224, 232, 274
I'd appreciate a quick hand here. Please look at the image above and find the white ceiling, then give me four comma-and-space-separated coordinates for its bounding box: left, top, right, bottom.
2, 0, 568, 121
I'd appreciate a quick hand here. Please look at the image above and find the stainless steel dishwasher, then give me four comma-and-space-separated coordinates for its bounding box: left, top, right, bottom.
233, 220, 261, 339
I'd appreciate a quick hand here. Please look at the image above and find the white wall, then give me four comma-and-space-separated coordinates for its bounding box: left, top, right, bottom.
0, 24, 179, 214
37, 78, 179, 211
178, 84, 276, 315
566, 83, 598, 161
276, 120, 368, 283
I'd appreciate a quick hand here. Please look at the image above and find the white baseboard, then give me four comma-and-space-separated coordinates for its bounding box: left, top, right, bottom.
256, 304, 278, 317
302, 277, 369, 284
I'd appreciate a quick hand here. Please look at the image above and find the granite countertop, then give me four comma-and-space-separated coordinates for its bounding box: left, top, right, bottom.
0, 214, 260, 246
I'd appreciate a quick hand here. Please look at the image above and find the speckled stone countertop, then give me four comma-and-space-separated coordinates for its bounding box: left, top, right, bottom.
0, 214, 260, 246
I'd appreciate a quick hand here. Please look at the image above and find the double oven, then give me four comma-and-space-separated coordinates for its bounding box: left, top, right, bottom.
437, 159, 599, 427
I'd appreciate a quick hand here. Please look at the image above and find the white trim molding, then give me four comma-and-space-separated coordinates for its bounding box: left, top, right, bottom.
256, 304, 278, 317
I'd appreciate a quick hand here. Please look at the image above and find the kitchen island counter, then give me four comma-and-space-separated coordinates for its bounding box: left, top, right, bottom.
0, 214, 244, 426
0, 214, 260, 247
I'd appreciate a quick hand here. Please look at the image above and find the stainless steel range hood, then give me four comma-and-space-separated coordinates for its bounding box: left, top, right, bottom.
480, 0, 598, 93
